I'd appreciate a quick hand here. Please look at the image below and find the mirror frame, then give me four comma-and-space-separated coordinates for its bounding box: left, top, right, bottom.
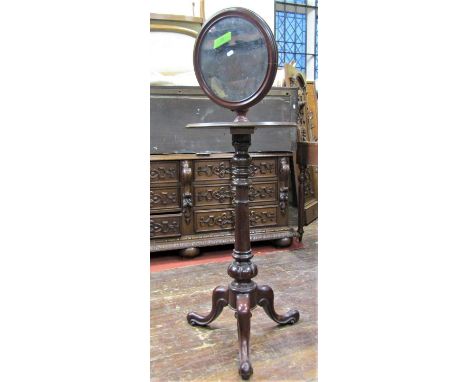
193, 7, 278, 111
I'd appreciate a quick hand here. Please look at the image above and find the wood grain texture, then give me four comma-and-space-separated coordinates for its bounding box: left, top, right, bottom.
151, 154, 294, 254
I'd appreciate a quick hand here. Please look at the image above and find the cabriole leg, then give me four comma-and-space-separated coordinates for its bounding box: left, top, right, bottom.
236, 293, 253, 380
257, 284, 299, 325
187, 286, 228, 326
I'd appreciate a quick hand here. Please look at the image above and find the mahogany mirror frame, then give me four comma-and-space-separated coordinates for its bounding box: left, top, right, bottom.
193, 7, 278, 111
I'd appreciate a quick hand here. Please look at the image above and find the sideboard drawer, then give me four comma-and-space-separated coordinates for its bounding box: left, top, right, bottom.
150, 161, 179, 185
249, 206, 277, 228
194, 184, 232, 207
150, 187, 181, 213
193, 158, 277, 182
194, 159, 231, 182
194, 181, 277, 207
249, 182, 278, 204
194, 205, 278, 233
195, 209, 234, 233
150, 214, 182, 239
150, 153, 294, 254
250, 158, 276, 178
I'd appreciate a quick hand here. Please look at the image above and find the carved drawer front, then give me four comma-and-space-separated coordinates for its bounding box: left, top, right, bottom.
194, 205, 278, 233
194, 182, 277, 207
250, 158, 277, 178
194, 184, 233, 207
194, 158, 277, 182
150, 187, 180, 213
150, 214, 182, 239
195, 209, 234, 233
249, 206, 278, 228
150, 161, 179, 185
249, 182, 278, 204
194, 159, 231, 181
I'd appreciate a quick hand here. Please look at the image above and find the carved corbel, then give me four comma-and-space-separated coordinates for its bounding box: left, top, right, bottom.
181, 160, 193, 225
279, 186, 289, 215
278, 157, 290, 216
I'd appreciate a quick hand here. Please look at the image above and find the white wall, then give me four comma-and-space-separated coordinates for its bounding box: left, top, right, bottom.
150, 0, 276, 84
204, 0, 274, 33
149, 0, 202, 17
149, 0, 274, 32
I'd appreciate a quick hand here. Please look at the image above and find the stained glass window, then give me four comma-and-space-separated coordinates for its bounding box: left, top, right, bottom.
275, 0, 318, 79
275, 10, 307, 72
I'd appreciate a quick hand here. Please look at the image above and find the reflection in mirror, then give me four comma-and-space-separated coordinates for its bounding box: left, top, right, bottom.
199, 16, 268, 102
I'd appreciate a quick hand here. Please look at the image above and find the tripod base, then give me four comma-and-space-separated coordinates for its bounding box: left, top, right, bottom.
187, 282, 299, 380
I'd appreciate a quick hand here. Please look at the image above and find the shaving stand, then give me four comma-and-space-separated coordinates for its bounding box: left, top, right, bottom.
186, 117, 299, 380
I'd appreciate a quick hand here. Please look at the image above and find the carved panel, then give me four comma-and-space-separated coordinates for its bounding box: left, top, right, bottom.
150, 214, 181, 238
150, 161, 179, 185
150, 187, 180, 213
248, 183, 276, 203
194, 182, 277, 207
150, 154, 293, 252
194, 160, 231, 181
304, 167, 314, 202
194, 206, 278, 233
194, 158, 277, 181
195, 185, 233, 206
250, 158, 276, 178
195, 210, 234, 233
249, 207, 277, 227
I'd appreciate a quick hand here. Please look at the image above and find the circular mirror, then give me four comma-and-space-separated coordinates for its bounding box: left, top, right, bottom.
194, 8, 277, 111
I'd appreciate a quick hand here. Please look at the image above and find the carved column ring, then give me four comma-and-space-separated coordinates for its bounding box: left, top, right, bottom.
228, 261, 258, 282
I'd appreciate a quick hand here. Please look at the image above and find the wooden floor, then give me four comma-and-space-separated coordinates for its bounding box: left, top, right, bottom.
150, 221, 317, 382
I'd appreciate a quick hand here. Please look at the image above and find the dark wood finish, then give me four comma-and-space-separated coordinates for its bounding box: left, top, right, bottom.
180, 160, 193, 234
194, 159, 231, 181
257, 284, 299, 324
185, 8, 299, 379
150, 186, 180, 213
187, 131, 299, 380
193, 8, 278, 112
251, 158, 277, 177
194, 181, 277, 207
150, 214, 182, 239
273, 237, 293, 247
194, 205, 278, 233
150, 161, 179, 185
186, 285, 229, 326
296, 142, 318, 240
150, 152, 295, 253
178, 247, 200, 258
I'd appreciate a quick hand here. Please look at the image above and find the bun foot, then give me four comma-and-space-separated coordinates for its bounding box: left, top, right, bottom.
179, 247, 200, 258
239, 361, 253, 380
273, 237, 292, 247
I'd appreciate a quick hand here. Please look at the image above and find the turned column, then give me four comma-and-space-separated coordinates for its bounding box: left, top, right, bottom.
227, 131, 258, 294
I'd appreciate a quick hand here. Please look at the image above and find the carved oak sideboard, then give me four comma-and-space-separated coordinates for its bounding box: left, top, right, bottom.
150, 152, 296, 256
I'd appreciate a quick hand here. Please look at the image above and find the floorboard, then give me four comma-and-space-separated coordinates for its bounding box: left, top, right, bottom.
150, 221, 317, 381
